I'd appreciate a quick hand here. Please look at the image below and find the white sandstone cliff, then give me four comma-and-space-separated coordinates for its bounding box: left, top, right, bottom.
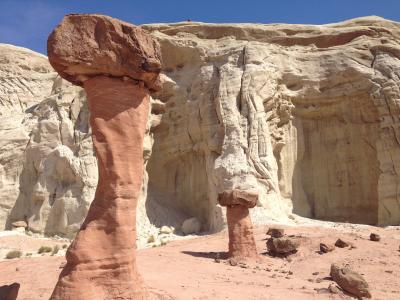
1, 16, 400, 237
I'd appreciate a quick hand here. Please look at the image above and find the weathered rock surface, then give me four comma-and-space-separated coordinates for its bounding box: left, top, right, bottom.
330, 264, 372, 298
266, 237, 300, 255
144, 16, 400, 228
1, 16, 400, 238
0, 44, 158, 239
48, 14, 162, 91
48, 14, 161, 300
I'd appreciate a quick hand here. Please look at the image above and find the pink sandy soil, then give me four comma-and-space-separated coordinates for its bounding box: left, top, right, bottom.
0, 225, 399, 300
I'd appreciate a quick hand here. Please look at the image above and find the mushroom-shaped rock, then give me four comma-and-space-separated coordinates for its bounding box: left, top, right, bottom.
48, 14, 161, 91
48, 14, 161, 300
218, 189, 258, 260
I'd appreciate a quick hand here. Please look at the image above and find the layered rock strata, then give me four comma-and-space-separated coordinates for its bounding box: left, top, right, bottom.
218, 190, 258, 259
144, 16, 400, 227
1, 16, 400, 238
47, 14, 161, 300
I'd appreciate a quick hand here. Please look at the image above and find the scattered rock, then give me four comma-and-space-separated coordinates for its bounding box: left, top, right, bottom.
11, 221, 27, 228
335, 239, 350, 248
330, 264, 371, 298
160, 237, 169, 246
312, 272, 319, 275
228, 258, 238, 266
160, 226, 174, 234
0, 283, 20, 300
328, 283, 341, 294
267, 227, 284, 238
370, 233, 381, 242
320, 243, 335, 253
266, 237, 300, 255
147, 233, 158, 243
239, 262, 248, 269
181, 217, 201, 235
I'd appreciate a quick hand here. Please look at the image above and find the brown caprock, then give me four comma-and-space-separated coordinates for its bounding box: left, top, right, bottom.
47, 14, 162, 300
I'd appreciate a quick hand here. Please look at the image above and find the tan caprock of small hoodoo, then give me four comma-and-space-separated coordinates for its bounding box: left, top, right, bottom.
47, 14, 162, 300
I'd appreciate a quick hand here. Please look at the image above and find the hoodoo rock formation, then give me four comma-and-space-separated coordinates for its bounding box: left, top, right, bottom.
218, 190, 258, 260
1, 16, 400, 239
47, 14, 161, 300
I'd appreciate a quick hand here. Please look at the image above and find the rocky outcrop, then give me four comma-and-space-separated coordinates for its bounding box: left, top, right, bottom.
48, 14, 161, 300
0, 44, 97, 237
144, 16, 400, 227
1, 16, 400, 238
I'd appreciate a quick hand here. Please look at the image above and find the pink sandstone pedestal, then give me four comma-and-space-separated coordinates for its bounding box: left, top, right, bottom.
218, 190, 259, 260
47, 14, 161, 300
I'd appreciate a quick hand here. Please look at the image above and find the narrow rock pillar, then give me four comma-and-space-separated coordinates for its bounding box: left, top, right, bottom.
47, 14, 162, 300
218, 190, 259, 260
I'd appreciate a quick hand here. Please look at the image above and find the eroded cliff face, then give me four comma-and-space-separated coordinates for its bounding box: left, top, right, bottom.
143, 16, 400, 228
1, 16, 400, 237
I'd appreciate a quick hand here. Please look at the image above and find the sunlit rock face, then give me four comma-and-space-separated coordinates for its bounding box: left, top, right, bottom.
1, 16, 400, 237
144, 16, 400, 227
0, 44, 97, 236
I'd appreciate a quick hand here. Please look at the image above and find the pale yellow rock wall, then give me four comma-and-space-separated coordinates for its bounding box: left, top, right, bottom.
1, 17, 400, 237
144, 16, 400, 227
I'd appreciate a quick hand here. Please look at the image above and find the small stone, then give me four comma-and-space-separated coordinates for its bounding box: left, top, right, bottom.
288, 271, 293, 275
160, 226, 174, 234
320, 243, 335, 253
214, 258, 220, 263
385, 270, 393, 274
335, 238, 350, 248
328, 283, 341, 294
147, 233, 158, 243
160, 237, 169, 246
266, 237, 300, 255
312, 272, 319, 275
229, 258, 238, 266
330, 264, 371, 298
267, 227, 284, 238
370, 233, 381, 242
181, 217, 201, 235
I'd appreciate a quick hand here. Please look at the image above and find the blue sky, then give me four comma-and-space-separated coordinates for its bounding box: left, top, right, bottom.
1, 0, 399, 54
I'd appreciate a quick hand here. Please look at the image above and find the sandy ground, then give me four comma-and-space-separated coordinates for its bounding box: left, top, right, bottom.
0, 224, 399, 300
